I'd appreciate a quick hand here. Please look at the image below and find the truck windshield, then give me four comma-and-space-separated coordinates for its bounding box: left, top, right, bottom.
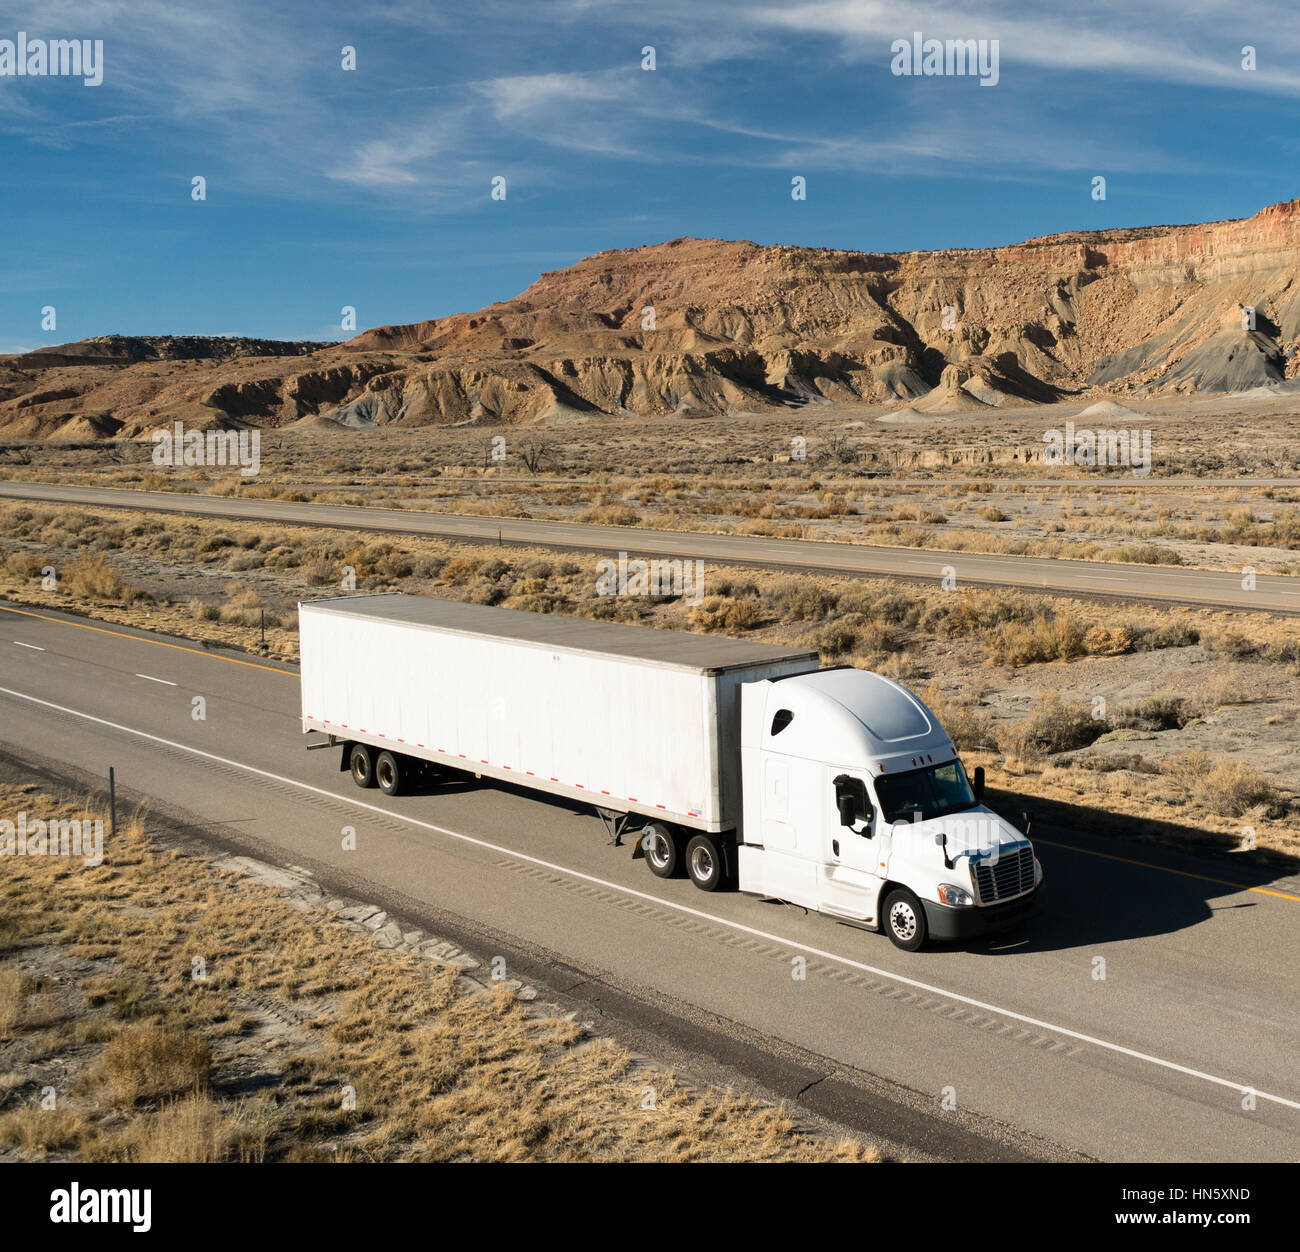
873, 760, 976, 824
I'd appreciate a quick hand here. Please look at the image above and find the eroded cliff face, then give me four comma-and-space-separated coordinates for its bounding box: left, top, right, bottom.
7, 198, 1300, 437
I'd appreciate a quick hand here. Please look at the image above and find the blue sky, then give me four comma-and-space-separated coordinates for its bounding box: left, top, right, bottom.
3, 0, 1300, 350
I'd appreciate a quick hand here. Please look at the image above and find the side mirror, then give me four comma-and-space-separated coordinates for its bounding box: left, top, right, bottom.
973, 765, 985, 800
833, 774, 873, 832
934, 830, 953, 869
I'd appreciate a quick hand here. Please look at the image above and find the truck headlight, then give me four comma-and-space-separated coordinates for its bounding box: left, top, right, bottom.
1034, 857, 1043, 885
937, 884, 973, 907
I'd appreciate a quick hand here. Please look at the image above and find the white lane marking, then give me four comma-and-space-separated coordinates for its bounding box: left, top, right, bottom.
13, 642, 44, 651
2, 682, 1298, 1118
135, 673, 177, 687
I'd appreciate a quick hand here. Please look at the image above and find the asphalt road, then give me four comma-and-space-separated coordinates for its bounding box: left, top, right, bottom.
2, 599, 1299, 1161
2, 481, 1297, 614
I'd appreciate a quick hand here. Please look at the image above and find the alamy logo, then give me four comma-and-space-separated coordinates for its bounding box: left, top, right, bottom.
1042, 422, 1152, 476
0, 33, 103, 86
152, 421, 261, 477
1, 811, 103, 867
890, 33, 999, 86
596, 552, 704, 606
50, 1184, 151, 1232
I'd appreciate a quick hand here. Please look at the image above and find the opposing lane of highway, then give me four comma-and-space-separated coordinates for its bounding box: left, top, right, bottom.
2, 481, 1297, 613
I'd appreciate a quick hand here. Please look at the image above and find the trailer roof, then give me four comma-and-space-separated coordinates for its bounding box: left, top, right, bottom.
301, 594, 819, 674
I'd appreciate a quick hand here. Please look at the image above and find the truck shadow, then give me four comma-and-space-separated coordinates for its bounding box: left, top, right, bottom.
413, 769, 595, 818
964, 788, 1298, 955
402, 770, 1297, 955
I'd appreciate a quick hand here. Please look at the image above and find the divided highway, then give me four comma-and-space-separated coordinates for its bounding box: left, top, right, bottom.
3, 599, 1300, 1161
2, 481, 1298, 613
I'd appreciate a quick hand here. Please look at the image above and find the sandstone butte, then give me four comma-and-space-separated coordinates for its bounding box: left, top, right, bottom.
6, 196, 1300, 440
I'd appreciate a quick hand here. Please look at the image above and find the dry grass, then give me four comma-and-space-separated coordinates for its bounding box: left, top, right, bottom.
1159, 751, 1286, 820
0, 784, 870, 1163
96, 1024, 212, 1107
62, 552, 143, 603
119, 1093, 277, 1164
985, 614, 1087, 667
0, 966, 24, 1034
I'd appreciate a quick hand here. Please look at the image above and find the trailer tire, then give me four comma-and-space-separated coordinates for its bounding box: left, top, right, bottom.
375, 751, 404, 797
685, 834, 725, 892
883, 888, 927, 951
349, 744, 376, 789
641, 822, 683, 878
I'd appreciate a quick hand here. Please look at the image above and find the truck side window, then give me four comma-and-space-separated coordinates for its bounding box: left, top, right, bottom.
770, 709, 794, 736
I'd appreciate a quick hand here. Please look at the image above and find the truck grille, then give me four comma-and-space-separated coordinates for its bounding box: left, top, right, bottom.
973, 847, 1035, 904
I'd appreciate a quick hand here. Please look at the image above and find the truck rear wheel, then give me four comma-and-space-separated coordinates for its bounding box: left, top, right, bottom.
349, 744, 376, 789
883, 888, 927, 951
375, 751, 404, 796
685, 834, 724, 892
641, 822, 683, 878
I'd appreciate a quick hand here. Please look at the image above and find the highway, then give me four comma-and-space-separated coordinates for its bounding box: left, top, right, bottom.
1, 481, 1298, 614
3, 598, 1299, 1161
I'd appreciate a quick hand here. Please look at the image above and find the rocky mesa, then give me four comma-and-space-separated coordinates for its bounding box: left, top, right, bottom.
7, 196, 1300, 438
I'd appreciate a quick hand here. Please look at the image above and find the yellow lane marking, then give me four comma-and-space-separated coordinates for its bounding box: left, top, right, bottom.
0, 604, 295, 676
1032, 835, 1300, 902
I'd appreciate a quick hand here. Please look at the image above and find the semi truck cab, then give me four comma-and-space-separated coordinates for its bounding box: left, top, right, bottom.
738, 668, 1042, 950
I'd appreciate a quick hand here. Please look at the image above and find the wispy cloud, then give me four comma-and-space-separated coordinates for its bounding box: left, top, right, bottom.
0, 0, 1294, 206
743, 1, 1300, 93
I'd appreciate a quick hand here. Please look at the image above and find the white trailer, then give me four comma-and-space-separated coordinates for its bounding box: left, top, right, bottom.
300, 594, 1042, 949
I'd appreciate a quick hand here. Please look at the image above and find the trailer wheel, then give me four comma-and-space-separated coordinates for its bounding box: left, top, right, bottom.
685, 834, 724, 892
883, 888, 927, 951
349, 744, 376, 789
375, 751, 404, 797
641, 822, 683, 878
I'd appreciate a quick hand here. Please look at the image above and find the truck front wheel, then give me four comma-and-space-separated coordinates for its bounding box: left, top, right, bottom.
349, 744, 376, 789
685, 834, 725, 892
375, 751, 404, 796
883, 888, 928, 951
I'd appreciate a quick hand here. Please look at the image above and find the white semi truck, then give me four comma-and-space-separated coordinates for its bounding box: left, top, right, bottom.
299, 594, 1042, 950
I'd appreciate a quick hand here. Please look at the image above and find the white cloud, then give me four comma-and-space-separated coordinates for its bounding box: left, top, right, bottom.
0, 0, 1292, 211
743, 1, 1300, 93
